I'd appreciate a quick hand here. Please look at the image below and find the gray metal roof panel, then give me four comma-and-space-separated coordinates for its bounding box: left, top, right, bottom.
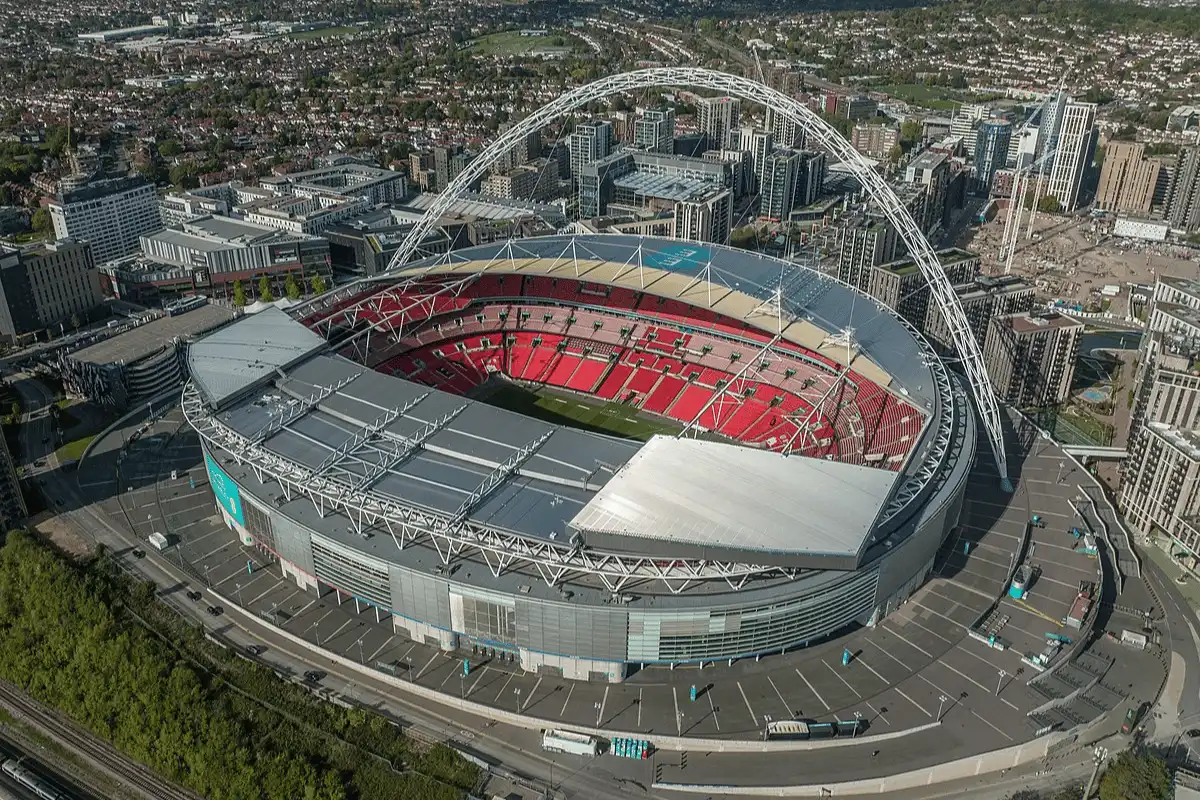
569, 436, 897, 557
471, 475, 592, 538
189, 307, 327, 409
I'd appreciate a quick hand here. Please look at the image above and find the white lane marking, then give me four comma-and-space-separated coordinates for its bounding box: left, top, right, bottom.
866, 701, 891, 726
416, 651, 440, 681
885, 625, 935, 659
367, 635, 395, 663
736, 681, 758, 727
525, 676, 542, 711
766, 675, 791, 715
637, 688, 643, 728
707, 688, 720, 732
559, 682, 574, 716
895, 687, 932, 717
855, 656, 889, 686
823, 659, 862, 698
795, 668, 830, 711
597, 685, 609, 725
971, 708, 1014, 740
466, 665, 489, 699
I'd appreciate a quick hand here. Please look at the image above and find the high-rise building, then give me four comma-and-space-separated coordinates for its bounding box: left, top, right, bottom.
905, 150, 951, 233
49, 176, 161, 265
949, 104, 989, 155
1096, 141, 1161, 215
0, 433, 25, 531
696, 97, 741, 153
973, 118, 1013, 195
922, 273, 1034, 356
1035, 92, 1068, 171
493, 125, 542, 173
1120, 277, 1200, 554
675, 187, 734, 244
703, 150, 750, 199
1165, 146, 1200, 233
983, 311, 1083, 407
869, 248, 981, 332
831, 214, 897, 292
1045, 101, 1098, 212
765, 108, 805, 150
634, 108, 675, 154
851, 121, 900, 159
483, 167, 540, 202
569, 121, 614, 180
736, 127, 773, 195
760, 150, 802, 222
0, 239, 103, 343
835, 95, 877, 121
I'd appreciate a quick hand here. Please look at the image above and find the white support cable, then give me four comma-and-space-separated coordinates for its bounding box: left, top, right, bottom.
382, 68, 1010, 487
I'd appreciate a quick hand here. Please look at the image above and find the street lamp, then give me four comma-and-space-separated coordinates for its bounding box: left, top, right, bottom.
515, 687, 522, 713
938, 694, 947, 722
594, 701, 602, 725
997, 669, 1007, 694
852, 710, 863, 736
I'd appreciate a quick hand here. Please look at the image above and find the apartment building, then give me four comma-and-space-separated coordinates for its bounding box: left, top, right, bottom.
1096, 141, 1161, 215
0, 239, 103, 343
49, 176, 161, 264
983, 311, 1083, 407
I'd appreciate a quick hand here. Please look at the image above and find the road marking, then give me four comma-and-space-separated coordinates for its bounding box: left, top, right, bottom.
884, 625, 934, 659
416, 651, 440, 681
558, 682, 574, 716
971, 708, 1014, 740
866, 640, 912, 671
301, 606, 337, 634
866, 701, 891, 726
637, 688, 643, 728
440, 663, 458, 689
248, 582, 283, 607
286, 598, 316, 623
823, 659, 861, 698
895, 687, 932, 717
766, 675, 791, 715
323, 617, 356, 646
934, 658, 991, 695
398, 643, 417, 670
524, 676, 541, 711
795, 668, 829, 711
367, 635, 395, 663
908, 616, 955, 645
854, 656, 889, 686
735, 682, 758, 728
597, 685, 609, 725
466, 666, 489, 699
707, 687, 720, 731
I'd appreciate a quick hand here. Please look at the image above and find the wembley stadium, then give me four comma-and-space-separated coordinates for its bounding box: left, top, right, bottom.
182, 234, 976, 683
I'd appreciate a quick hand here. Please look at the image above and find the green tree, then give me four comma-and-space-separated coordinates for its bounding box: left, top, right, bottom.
258, 276, 274, 303
1098, 750, 1170, 800
231, 279, 246, 307
888, 143, 904, 164
310, 274, 327, 295
900, 120, 923, 143
157, 139, 183, 158
9, 401, 19, 420
285, 272, 301, 300
30, 207, 51, 234
1037, 195, 1063, 214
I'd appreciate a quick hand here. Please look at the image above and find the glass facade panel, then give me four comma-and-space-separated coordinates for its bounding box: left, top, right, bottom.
311, 535, 393, 609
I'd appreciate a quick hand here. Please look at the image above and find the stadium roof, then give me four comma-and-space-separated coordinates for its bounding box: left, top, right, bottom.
189, 306, 327, 408
569, 436, 894, 559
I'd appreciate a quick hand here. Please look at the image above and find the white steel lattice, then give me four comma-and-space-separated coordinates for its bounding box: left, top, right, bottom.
380, 68, 1009, 486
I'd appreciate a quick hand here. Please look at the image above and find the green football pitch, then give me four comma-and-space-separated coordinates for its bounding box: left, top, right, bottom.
473, 382, 682, 441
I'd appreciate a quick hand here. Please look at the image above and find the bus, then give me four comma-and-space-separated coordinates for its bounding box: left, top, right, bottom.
765, 718, 865, 741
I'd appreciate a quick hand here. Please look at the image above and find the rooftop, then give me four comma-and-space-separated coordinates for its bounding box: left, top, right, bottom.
58, 175, 151, 205
998, 311, 1086, 335
68, 302, 235, 367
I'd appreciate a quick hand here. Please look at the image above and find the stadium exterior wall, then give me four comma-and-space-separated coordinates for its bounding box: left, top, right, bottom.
200, 419, 972, 683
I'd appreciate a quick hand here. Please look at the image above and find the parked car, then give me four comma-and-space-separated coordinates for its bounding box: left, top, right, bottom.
206, 605, 224, 617
186, 590, 202, 602
131, 549, 145, 559
304, 670, 326, 683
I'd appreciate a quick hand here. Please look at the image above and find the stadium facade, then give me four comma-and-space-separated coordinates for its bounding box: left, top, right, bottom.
184, 235, 975, 682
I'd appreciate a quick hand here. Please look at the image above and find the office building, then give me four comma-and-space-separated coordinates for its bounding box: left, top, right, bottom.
737, 127, 773, 194
1095, 141, 1160, 215
1165, 146, 1200, 233
261, 163, 407, 205
696, 97, 741, 153
922, 274, 1033, 356
765, 107, 804, 149
703, 150, 750, 198
835, 95, 877, 121
869, 248, 980, 332
973, 118, 1013, 195
851, 121, 900, 159
906, 150, 952, 233
49, 176, 161, 265
1045, 102, 1097, 212
569, 121, 614, 180
0, 239, 103, 343
949, 105, 989, 155
983, 311, 1083, 407
634, 108, 675, 154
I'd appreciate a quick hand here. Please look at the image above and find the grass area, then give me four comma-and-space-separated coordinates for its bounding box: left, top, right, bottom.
1143, 541, 1200, 612
288, 25, 357, 40
475, 382, 681, 441
55, 434, 95, 463
869, 83, 964, 110
467, 30, 578, 56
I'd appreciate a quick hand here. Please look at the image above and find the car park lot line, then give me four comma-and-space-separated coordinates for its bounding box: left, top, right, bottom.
930, 657, 992, 696
637, 688, 643, 727
1036, 573, 1082, 590
917, 674, 956, 705
597, 686, 609, 725
706, 688, 720, 731
795, 668, 830, 710
971, 708, 1014, 740
367, 635, 395, 663
894, 687, 932, 717
906, 615, 955, 645
766, 675, 791, 715
823, 659, 862, 698
862, 639, 912, 671
854, 656, 889, 686
324, 617, 357, 646
558, 681, 573, 716
866, 700, 890, 725
249, 582, 287, 607
416, 652, 440, 681
302, 606, 337, 635
882, 625, 935, 659
286, 598, 316, 623
736, 681, 758, 727
465, 666, 489, 698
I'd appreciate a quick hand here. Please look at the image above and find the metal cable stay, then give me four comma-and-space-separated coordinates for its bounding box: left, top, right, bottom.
372, 67, 1009, 489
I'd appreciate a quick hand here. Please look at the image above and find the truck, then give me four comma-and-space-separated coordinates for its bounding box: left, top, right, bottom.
541, 729, 601, 757
1065, 581, 1095, 630
1076, 533, 1098, 556
1009, 563, 1033, 599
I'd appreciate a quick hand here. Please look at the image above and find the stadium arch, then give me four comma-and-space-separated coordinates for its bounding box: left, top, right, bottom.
380, 67, 1011, 488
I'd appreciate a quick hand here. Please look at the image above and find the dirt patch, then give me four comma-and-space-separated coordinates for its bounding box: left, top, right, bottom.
29, 510, 93, 559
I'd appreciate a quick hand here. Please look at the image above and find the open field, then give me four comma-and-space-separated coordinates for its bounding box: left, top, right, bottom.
467, 30, 578, 56
288, 26, 357, 40
475, 381, 681, 441
869, 83, 964, 110
56, 434, 95, 462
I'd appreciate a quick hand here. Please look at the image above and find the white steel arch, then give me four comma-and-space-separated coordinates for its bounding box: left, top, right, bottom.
385, 67, 1010, 487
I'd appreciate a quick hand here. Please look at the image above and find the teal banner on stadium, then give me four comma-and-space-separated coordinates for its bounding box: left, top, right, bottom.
204, 452, 245, 526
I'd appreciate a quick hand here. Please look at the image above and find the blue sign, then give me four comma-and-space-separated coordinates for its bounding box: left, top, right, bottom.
204, 452, 244, 526
644, 244, 711, 274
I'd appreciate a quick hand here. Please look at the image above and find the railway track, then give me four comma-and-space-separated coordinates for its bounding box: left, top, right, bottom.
0, 681, 199, 800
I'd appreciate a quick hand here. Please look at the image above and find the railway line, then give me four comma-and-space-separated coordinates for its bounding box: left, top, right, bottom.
0, 681, 198, 800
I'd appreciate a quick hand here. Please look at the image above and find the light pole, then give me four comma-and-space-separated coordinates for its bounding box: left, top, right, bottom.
937, 694, 947, 722
515, 687, 522, 713
234, 582, 243, 606
852, 710, 863, 736
357, 639, 364, 664
594, 701, 602, 726
997, 669, 1006, 694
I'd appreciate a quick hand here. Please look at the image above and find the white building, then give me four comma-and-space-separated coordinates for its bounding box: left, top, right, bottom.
696, 97, 741, 152
49, 177, 162, 265
1046, 102, 1097, 212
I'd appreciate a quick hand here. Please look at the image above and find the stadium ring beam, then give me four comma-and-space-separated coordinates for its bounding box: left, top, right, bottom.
377, 67, 1010, 489
186, 233, 976, 683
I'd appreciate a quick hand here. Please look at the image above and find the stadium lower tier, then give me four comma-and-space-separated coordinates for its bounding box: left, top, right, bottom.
202, 443, 968, 683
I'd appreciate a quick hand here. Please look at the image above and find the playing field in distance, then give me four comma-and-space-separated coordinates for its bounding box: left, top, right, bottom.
473, 381, 683, 441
